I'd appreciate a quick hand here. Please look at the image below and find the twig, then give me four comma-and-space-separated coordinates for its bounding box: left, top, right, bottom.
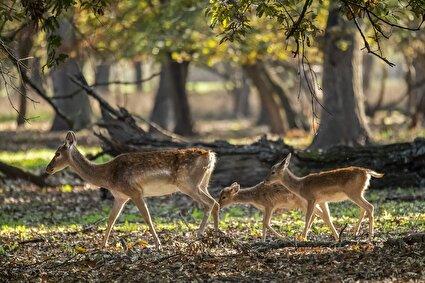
55, 72, 162, 101
18, 238, 45, 245
286, 0, 312, 39
0, 39, 73, 128
338, 223, 348, 242
346, 3, 396, 67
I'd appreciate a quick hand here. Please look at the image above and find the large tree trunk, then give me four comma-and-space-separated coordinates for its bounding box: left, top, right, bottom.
150, 54, 193, 136
243, 63, 287, 134
16, 23, 35, 126
50, 18, 92, 131
310, 2, 371, 149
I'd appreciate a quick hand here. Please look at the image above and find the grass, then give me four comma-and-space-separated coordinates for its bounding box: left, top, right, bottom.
0, 147, 110, 171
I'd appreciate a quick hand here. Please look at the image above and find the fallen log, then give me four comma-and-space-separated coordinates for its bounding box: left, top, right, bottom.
0, 161, 50, 187
71, 75, 425, 192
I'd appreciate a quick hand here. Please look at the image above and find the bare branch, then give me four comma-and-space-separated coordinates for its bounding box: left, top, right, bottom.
345, 4, 396, 67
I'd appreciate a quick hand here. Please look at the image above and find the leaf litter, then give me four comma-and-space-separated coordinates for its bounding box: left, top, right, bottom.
0, 177, 424, 282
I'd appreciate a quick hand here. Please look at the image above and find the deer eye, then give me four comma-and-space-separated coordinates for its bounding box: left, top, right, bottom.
271, 171, 276, 175
55, 152, 60, 157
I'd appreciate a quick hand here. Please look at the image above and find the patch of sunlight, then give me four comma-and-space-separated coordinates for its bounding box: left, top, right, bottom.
0, 146, 103, 170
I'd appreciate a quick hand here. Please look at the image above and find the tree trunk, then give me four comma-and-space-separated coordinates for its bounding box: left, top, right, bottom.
310, 2, 371, 149
149, 54, 193, 136
169, 58, 193, 136
134, 60, 143, 92
94, 63, 111, 92
16, 23, 35, 126
243, 63, 287, 134
50, 18, 92, 131
233, 69, 251, 118
363, 54, 374, 96
366, 64, 388, 116
410, 53, 425, 127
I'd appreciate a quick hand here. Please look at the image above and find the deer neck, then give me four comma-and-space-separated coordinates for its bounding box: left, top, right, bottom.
233, 187, 257, 204
69, 147, 110, 188
281, 169, 302, 196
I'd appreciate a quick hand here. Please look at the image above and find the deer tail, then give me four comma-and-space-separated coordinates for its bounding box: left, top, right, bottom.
367, 170, 384, 178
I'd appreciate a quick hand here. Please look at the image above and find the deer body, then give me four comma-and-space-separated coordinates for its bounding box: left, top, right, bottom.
266, 153, 384, 241
219, 181, 339, 241
46, 132, 219, 250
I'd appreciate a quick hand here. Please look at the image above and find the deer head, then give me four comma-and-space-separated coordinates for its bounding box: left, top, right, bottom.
218, 182, 241, 208
265, 153, 291, 185
45, 131, 77, 174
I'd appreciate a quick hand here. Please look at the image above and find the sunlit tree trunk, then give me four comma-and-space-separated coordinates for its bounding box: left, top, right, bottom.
310, 2, 371, 148
50, 17, 92, 131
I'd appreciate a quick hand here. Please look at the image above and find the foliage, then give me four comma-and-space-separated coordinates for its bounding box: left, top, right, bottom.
207, 0, 425, 65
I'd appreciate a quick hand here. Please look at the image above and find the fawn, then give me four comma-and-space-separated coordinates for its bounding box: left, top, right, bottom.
46, 131, 219, 250
265, 153, 384, 241
218, 181, 339, 241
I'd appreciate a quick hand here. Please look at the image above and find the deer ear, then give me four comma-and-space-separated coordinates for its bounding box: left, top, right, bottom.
230, 183, 240, 194
284, 153, 291, 167
65, 131, 77, 147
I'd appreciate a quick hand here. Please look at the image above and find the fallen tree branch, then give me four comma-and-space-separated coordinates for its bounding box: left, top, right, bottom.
0, 160, 49, 187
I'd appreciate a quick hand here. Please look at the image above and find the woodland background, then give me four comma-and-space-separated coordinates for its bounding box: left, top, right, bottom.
0, 0, 424, 282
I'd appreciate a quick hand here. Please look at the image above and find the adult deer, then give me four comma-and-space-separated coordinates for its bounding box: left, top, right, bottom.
218, 181, 339, 241
46, 131, 219, 250
265, 153, 383, 241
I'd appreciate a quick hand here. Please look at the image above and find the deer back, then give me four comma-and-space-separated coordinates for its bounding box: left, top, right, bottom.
108, 149, 215, 197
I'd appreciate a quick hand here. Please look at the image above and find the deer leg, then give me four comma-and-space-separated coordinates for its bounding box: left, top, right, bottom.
303, 201, 316, 240
132, 196, 161, 250
198, 170, 220, 232
351, 196, 374, 240
318, 202, 339, 241
195, 190, 218, 236
353, 208, 366, 236
179, 185, 216, 237
102, 197, 129, 247
263, 208, 283, 240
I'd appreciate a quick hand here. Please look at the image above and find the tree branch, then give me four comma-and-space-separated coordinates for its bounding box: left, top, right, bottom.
0, 39, 73, 128
345, 4, 396, 67
286, 0, 312, 39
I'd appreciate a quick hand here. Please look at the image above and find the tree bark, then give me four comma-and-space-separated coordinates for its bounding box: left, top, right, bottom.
50, 18, 92, 131
243, 63, 287, 134
16, 23, 35, 126
310, 2, 371, 149
150, 54, 193, 136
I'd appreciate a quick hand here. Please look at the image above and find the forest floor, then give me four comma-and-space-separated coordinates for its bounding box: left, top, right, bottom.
0, 124, 424, 282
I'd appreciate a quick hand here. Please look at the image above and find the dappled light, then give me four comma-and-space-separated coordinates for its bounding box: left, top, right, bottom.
1, 0, 424, 281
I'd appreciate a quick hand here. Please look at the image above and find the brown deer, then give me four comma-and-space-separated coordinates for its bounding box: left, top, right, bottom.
46, 131, 219, 250
265, 153, 384, 241
218, 181, 339, 241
